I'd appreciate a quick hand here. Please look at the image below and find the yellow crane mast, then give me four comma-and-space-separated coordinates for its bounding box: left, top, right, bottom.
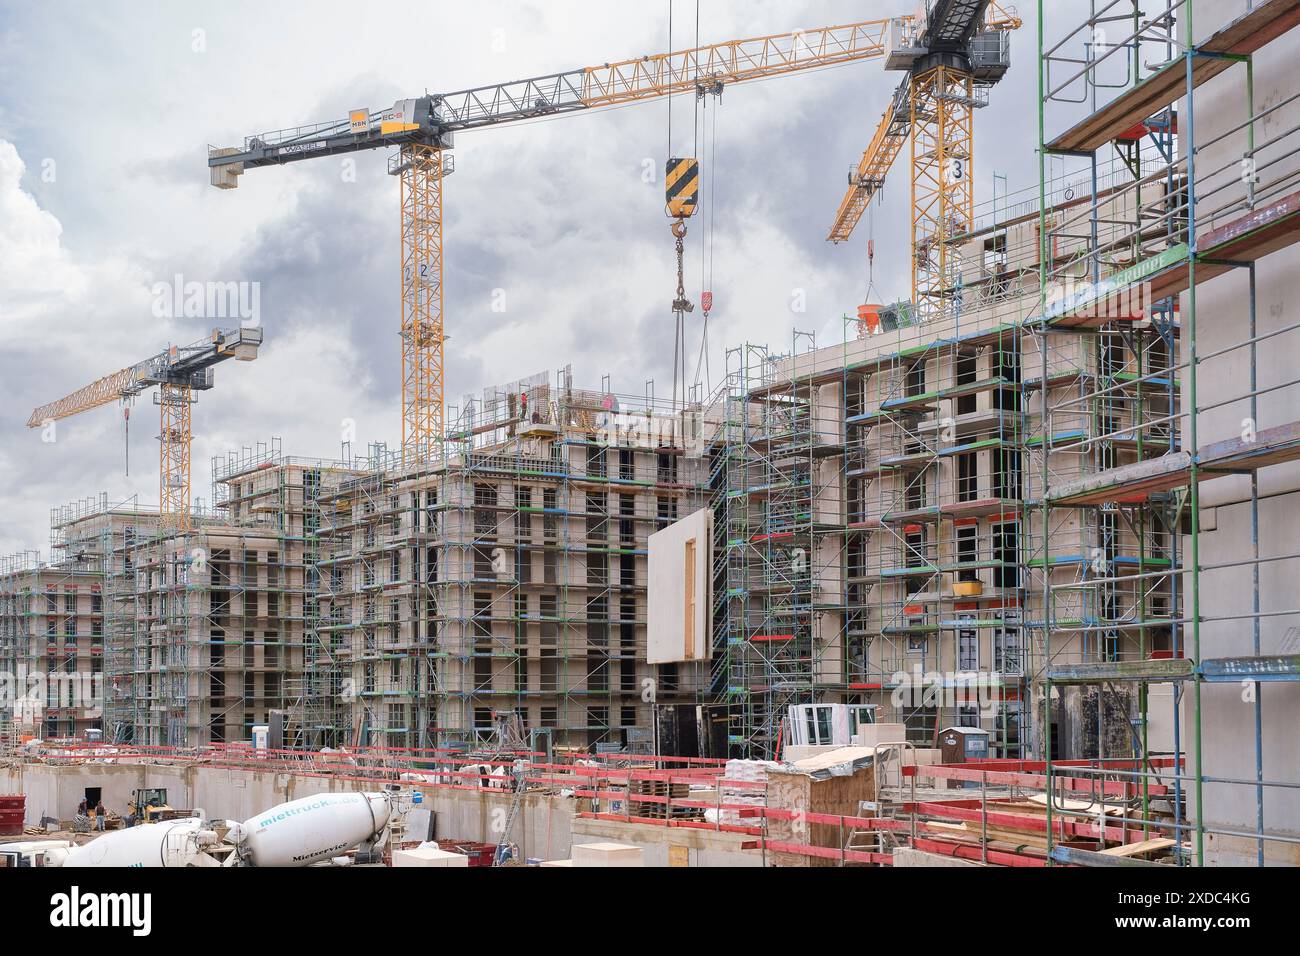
828, 2, 1022, 325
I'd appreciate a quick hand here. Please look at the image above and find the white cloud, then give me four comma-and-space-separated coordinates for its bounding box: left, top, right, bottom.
0, 137, 386, 553
0, 0, 1071, 554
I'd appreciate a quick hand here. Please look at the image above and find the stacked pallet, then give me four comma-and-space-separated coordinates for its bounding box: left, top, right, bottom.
628, 777, 700, 821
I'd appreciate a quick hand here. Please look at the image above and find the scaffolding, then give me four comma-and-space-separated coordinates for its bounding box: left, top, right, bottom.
713, 335, 852, 757
32, 445, 342, 749
314, 445, 420, 749
1036, 0, 1300, 866
0, 498, 153, 742
0, 551, 42, 736
211, 439, 361, 750
844, 314, 1033, 755
715, 311, 1041, 755
37, 496, 156, 741
47, 494, 157, 743
310, 368, 711, 753
708, 61, 1202, 763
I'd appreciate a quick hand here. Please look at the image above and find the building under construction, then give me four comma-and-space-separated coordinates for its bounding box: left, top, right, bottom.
34, 488, 302, 749
3, 0, 1300, 868
304, 370, 711, 752
710, 131, 1189, 745
0, 551, 104, 741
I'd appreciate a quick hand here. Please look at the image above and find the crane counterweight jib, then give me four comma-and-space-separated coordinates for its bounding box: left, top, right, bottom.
26, 326, 262, 427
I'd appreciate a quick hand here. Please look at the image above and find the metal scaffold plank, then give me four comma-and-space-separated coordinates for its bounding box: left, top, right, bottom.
1047, 58, 1233, 155
1048, 420, 1300, 505
1046, 0, 1300, 154
1200, 655, 1300, 683
1048, 657, 1195, 684
1045, 189, 1300, 329
1200, 188, 1300, 263
1049, 845, 1168, 867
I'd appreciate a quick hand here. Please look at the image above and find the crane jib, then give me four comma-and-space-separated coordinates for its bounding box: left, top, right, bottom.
207, 19, 912, 171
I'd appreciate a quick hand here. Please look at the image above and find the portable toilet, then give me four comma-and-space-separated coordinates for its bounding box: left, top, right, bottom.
937, 726, 990, 789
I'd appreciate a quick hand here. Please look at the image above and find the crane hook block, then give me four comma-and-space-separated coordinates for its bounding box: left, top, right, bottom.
665, 157, 699, 219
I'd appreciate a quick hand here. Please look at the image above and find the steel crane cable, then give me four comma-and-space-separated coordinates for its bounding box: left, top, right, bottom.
693, 89, 718, 394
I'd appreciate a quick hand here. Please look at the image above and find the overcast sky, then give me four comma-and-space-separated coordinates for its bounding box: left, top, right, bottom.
0, 0, 1069, 556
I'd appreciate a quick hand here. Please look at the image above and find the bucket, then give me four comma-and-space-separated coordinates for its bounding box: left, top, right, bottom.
857, 303, 883, 336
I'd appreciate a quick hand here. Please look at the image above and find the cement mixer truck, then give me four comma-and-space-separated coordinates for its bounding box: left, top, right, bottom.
230, 791, 391, 867
63, 816, 229, 868
56, 791, 392, 868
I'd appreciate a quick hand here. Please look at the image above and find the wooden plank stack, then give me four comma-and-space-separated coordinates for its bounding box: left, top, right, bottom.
915, 796, 1180, 864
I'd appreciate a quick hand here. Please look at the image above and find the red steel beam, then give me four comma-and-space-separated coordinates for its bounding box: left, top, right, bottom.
912, 837, 1048, 867
913, 801, 1149, 843
909, 763, 1169, 796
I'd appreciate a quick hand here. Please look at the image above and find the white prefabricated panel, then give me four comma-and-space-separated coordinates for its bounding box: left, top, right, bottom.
62, 818, 215, 868
238, 792, 391, 867
647, 507, 713, 663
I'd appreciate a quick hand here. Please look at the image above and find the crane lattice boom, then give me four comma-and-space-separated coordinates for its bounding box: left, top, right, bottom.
210, 19, 900, 176
27, 328, 262, 427
28, 327, 263, 531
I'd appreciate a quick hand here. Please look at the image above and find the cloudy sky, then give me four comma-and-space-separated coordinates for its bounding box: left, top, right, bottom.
0, 0, 1065, 555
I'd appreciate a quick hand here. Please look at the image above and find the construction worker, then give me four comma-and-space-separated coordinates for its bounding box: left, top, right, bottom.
77, 798, 88, 818
94, 800, 107, 831
126, 797, 138, 828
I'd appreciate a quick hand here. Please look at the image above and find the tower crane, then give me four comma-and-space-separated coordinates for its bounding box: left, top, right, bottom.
207, 19, 907, 462
207, 7, 1019, 458
27, 327, 264, 532
827, 1, 1023, 325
